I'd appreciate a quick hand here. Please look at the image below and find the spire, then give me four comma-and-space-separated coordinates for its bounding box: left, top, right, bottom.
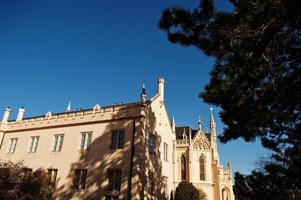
227, 160, 231, 171
198, 115, 202, 130
171, 116, 176, 134
140, 84, 146, 103
210, 107, 215, 124
66, 100, 71, 112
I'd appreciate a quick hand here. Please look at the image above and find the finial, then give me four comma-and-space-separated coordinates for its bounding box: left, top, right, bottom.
171, 116, 176, 134
66, 100, 71, 112
198, 115, 202, 130
140, 84, 146, 103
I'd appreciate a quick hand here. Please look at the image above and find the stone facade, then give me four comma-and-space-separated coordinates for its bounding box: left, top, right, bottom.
0, 78, 233, 200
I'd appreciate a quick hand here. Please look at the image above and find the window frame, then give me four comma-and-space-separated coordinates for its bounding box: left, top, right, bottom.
149, 134, 156, 155
7, 138, 18, 154
80, 132, 92, 151
72, 168, 88, 190
111, 130, 125, 149
52, 134, 64, 152
28, 136, 39, 153
107, 168, 122, 192
163, 142, 168, 161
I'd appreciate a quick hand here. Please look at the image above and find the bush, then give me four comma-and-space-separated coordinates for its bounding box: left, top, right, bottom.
175, 181, 200, 200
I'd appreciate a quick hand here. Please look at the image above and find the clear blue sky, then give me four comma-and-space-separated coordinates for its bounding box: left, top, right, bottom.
0, 0, 267, 174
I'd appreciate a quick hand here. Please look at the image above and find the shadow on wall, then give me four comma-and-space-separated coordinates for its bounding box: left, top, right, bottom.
55, 104, 166, 200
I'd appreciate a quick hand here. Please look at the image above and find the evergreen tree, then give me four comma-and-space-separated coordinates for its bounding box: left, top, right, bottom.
159, 0, 301, 199
0, 161, 53, 200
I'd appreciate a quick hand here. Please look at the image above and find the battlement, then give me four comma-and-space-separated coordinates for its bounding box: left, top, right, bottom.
0, 102, 145, 132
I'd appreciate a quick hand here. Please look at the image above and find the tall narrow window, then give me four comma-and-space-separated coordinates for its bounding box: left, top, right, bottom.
28, 136, 39, 153
200, 156, 205, 181
52, 134, 64, 152
163, 142, 168, 161
181, 155, 186, 180
163, 176, 168, 195
47, 168, 58, 187
111, 130, 124, 149
7, 138, 18, 154
149, 135, 156, 154
148, 172, 155, 194
72, 169, 87, 190
107, 169, 122, 191
80, 132, 92, 150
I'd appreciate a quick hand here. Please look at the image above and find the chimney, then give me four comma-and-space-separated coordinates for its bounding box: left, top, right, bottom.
158, 77, 164, 101
2, 107, 11, 123
16, 107, 25, 122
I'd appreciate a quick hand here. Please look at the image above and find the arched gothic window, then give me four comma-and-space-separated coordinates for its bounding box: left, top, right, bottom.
199, 156, 205, 180
222, 187, 231, 200
181, 155, 186, 180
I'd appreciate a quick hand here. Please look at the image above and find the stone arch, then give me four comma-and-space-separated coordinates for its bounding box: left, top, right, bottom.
222, 187, 231, 200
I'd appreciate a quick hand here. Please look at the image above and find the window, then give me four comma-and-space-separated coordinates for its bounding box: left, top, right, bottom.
47, 168, 58, 186
163, 176, 168, 195
149, 135, 156, 154
148, 172, 155, 194
52, 134, 64, 152
200, 156, 205, 181
163, 142, 168, 161
111, 130, 124, 149
181, 155, 186, 180
23, 168, 33, 175
107, 169, 122, 192
7, 138, 18, 154
72, 169, 87, 190
28, 136, 39, 153
80, 132, 92, 150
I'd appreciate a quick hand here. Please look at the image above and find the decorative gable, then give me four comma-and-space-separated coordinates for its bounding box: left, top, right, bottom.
191, 130, 211, 151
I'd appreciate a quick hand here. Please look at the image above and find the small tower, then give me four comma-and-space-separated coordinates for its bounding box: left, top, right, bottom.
171, 116, 176, 134
198, 115, 202, 130
140, 84, 147, 103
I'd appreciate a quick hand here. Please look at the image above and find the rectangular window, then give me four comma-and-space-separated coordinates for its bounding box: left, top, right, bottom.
107, 169, 122, 192
47, 168, 58, 187
72, 169, 87, 190
163, 176, 168, 195
80, 132, 92, 150
111, 130, 124, 149
7, 138, 18, 154
149, 172, 155, 194
28, 136, 39, 153
149, 135, 156, 154
163, 142, 168, 161
52, 134, 64, 152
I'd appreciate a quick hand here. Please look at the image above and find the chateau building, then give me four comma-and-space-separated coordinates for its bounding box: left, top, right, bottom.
0, 78, 234, 200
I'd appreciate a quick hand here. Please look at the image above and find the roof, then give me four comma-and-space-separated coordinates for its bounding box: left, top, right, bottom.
7, 101, 143, 122
175, 126, 211, 141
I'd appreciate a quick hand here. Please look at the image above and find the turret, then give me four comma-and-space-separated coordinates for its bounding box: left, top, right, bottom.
158, 77, 164, 102
2, 107, 11, 123
140, 84, 147, 103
